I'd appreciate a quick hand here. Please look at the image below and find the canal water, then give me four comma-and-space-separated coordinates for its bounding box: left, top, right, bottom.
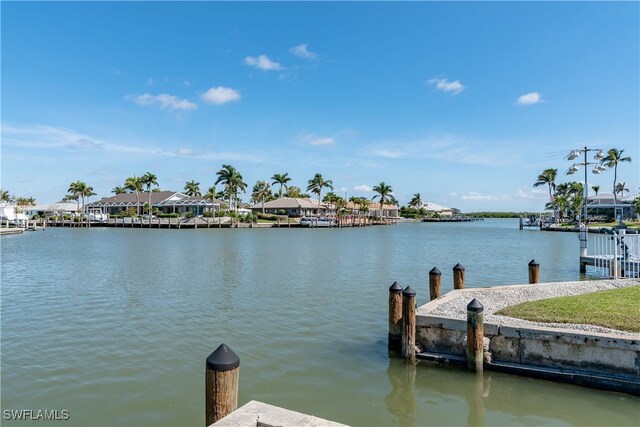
1, 220, 638, 426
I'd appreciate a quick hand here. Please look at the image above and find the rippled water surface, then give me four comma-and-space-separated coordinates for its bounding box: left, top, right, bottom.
2, 220, 638, 426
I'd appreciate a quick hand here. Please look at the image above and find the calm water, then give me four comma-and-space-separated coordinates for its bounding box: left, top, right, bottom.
1, 220, 638, 426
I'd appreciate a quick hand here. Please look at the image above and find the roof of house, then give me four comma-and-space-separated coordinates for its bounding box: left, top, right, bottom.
369, 202, 399, 210
87, 191, 225, 207
421, 202, 452, 212
587, 193, 635, 206
23, 202, 79, 212
249, 197, 326, 210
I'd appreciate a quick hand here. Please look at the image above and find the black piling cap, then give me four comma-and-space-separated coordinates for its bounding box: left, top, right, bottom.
467, 298, 484, 313
429, 267, 441, 276
206, 344, 240, 372
453, 263, 465, 271
402, 286, 416, 297
389, 281, 403, 293
529, 259, 540, 266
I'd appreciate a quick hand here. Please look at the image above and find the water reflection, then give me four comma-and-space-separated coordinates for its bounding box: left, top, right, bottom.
385, 359, 417, 427
464, 373, 487, 427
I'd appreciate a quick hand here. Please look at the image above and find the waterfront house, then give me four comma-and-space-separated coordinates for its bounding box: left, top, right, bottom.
586, 193, 637, 220
86, 191, 226, 216
249, 197, 328, 216
368, 202, 400, 218
421, 202, 454, 217
21, 202, 79, 217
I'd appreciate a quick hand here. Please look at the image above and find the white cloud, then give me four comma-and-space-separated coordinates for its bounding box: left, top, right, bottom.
366, 134, 532, 166
1, 124, 264, 162
178, 148, 202, 157
131, 93, 197, 111
290, 44, 317, 59
298, 134, 335, 146
244, 55, 283, 71
355, 185, 373, 192
146, 77, 156, 86
373, 149, 404, 159
428, 77, 465, 95
516, 92, 542, 105
513, 188, 548, 200
201, 86, 241, 105
461, 192, 499, 201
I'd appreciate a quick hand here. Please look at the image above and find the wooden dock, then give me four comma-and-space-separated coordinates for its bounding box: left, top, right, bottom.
421, 217, 484, 223
45, 216, 397, 229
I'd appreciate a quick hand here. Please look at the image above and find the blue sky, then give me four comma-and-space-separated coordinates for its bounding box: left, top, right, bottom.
2, 1, 639, 211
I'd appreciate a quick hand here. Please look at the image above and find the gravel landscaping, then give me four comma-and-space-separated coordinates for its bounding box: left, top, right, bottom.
426, 278, 640, 336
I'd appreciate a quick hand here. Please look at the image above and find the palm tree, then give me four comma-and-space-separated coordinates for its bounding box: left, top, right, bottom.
602, 148, 632, 205
184, 180, 201, 197
111, 186, 127, 195
633, 196, 640, 218
84, 186, 96, 210
372, 182, 393, 219
15, 196, 36, 206
306, 173, 333, 213
215, 164, 247, 211
251, 181, 272, 213
284, 186, 308, 198
1, 189, 10, 202
141, 172, 158, 217
533, 168, 558, 222
124, 175, 144, 215
615, 182, 629, 198
271, 173, 291, 199
204, 186, 220, 213
409, 193, 422, 209
591, 185, 600, 196
68, 180, 88, 214
569, 193, 585, 221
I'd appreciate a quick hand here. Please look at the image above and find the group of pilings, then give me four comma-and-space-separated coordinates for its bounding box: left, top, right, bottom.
389, 260, 542, 373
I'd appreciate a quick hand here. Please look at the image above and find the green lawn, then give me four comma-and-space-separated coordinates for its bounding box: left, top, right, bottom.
496, 286, 640, 333
555, 221, 640, 230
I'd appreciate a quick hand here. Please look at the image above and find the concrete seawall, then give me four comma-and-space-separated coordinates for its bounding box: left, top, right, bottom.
415, 280, 640, 394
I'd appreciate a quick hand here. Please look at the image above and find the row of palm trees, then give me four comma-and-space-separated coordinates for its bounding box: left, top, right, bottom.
534, 148, 632, 221
74, 165, 396, 218
1, 189, 37, 207
67, 181, 96, 214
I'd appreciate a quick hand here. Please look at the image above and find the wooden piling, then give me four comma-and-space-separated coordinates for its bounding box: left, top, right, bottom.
453, 263, 465, 290
205, 344, 240, 426
528, 259, 540, 284
429, 267, 442, 301
401, 286, 416, 362
388, 282, 403, 352
466, 298, 484, 373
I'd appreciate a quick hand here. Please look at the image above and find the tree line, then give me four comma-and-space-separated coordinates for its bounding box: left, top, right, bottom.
62, 166, 396, 217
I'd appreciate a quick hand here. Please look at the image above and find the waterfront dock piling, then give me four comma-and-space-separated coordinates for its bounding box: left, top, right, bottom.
453, 263, 466, 289
466, 299, 484, 373
401, 286, 417, 363
528, 259, 540, 284
205, 344, 240, 426
388, 282, 403, 353
429, 267, 442, 301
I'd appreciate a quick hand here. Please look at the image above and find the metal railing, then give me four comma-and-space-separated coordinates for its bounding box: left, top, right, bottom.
590, 232, 639, 278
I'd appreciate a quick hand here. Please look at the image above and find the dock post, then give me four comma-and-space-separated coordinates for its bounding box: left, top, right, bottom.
528, 259, 540, 284
519, 216, 524, 230
205, 344, 240, 426
453, 263, 465, 289
388, 281, 403, 352
429, 267, 441, 301
466, 299, 484, 373
401, 286, 416, 362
